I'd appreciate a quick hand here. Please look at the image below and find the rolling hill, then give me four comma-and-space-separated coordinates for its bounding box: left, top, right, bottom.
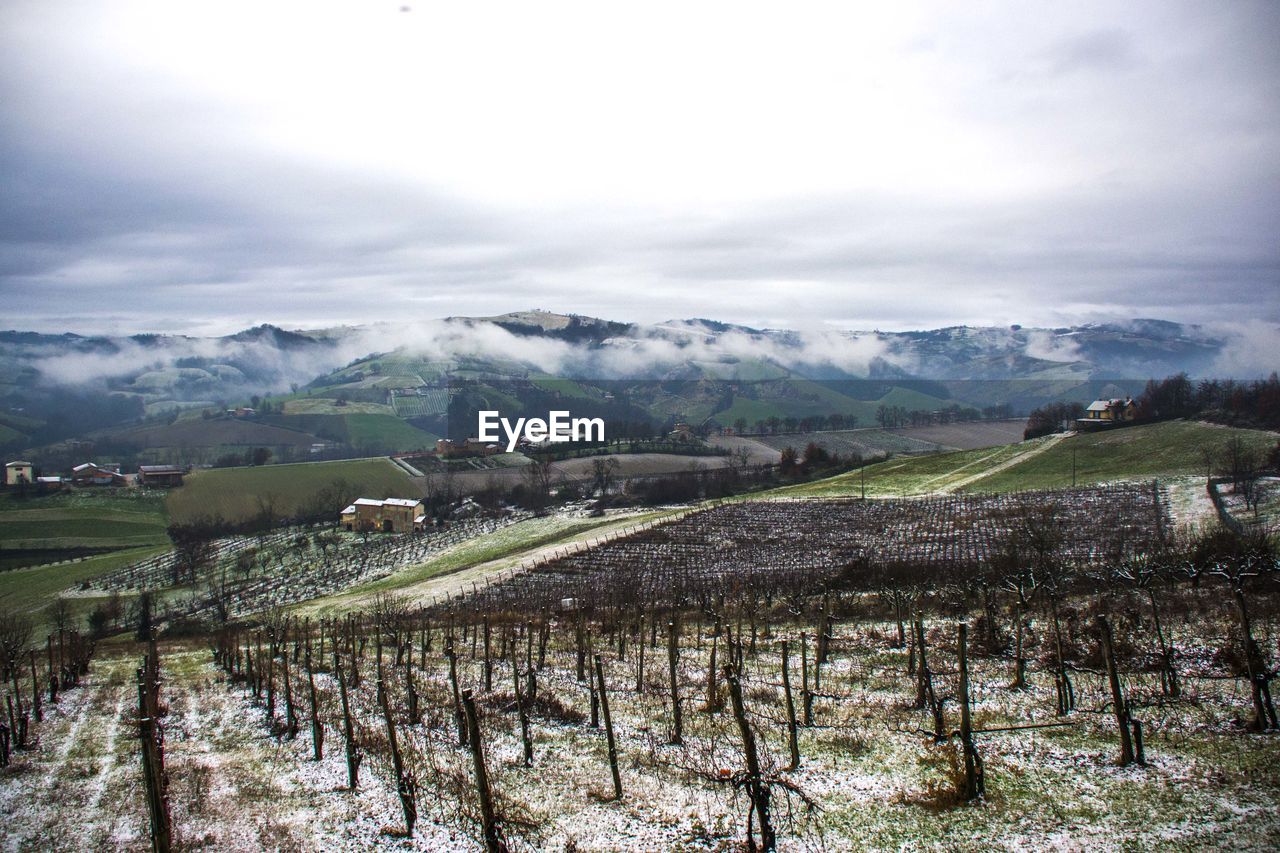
771, 420, 1277, 499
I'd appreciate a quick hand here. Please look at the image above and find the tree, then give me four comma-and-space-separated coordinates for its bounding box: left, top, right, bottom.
0, 607, 33, 681
47, 598, 73, 635
1222, 436, 1261, 513
591, 457, 620, 496
522, 458, 555, 510
168, 518, 220, 585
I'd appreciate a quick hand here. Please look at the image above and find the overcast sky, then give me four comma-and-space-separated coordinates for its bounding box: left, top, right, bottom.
2, 0, 1277, 336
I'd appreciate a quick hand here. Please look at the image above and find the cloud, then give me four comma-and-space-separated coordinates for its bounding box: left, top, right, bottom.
1206, 321, 1280, 378
1023, 331, 1084, 364
0, 1, 1278, 337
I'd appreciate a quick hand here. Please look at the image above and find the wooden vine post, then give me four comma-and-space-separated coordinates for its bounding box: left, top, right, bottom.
780, 640, 800, 771
594, 654, 622, 800
378, 674, 416, 836
1098, 615, 1137, 766
957, 623, 983, 802
137, 650, 171, 853
334, 652, 360, 789
724, 664, 775, 851
305, 644, 323, 761
462, 690, 505, 852
668, 619, 683, 745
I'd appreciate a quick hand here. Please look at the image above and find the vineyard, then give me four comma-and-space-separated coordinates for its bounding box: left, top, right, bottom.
460, 485, 1169, 616
2, 484, 1278, 850
80, 512, 534, 622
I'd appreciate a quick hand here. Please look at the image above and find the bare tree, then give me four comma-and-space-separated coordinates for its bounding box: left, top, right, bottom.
0, 606, 34, 682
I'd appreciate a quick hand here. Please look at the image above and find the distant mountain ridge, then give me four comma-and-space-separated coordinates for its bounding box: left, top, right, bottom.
0, 311, 1251, 457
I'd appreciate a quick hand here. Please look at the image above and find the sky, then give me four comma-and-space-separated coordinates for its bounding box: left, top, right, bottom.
1, 0, 1278, 336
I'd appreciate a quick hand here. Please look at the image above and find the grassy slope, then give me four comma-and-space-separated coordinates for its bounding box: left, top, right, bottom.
0, 491, 171, 626
969, 419, 1276, 493
297, 508, 684, 615
0, 545, 169, 631
0, 491, 170, 552
768, 420, 1276, 499
282, 397, 396, 415
268, 412, 438, 451
107, 417, 322, 448
341, 413, 439, 450
166, 457, 419, 524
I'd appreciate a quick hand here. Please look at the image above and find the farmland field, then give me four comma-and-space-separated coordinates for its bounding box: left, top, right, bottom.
885, 418, 1027, 450
5, 569, 1277, 850
773, 420, 1278, 498
746, 427, 945, 458
0, 491, 169, 570
390, 389, 449, 418
0, 544, 169, 631
715, 380, 953, 428
283, 397, 397, 415
165, 457, 420, 525
102, 417, 321, 450
264, 413, 439, 453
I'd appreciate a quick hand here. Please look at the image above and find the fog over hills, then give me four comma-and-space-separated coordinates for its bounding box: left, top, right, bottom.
0, 311, 1258, 399
2, 309, 1263, 460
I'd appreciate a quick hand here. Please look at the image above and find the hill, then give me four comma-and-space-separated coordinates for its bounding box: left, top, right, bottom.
164, 457, 421, 525
2, 313, 1248, 463
773, 420, 1278, 499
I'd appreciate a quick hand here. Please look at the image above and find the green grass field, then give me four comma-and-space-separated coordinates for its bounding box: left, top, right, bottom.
969, 420, 1276, 492
165, 457, 420, 524
282, 397, 397, 415
770, 420, 1278, 498
264, 412, 438, 452
715, 381, 954, 430
0, 545, 169, 632
342, 413, 439, 451
0, 490, 170, 569
298, 507, 684, 615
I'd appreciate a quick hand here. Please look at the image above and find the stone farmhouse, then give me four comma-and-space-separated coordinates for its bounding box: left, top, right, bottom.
340, 497, 427, 533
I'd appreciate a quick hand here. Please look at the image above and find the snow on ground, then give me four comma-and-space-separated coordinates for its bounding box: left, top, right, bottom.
4, 609, 1280, 851
1163, 475, 1221, 531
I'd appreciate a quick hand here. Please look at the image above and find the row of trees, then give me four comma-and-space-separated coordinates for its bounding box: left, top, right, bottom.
1140, 373, 1280, 429
1026, 372, 1280, 440
730, 402, 1010, 437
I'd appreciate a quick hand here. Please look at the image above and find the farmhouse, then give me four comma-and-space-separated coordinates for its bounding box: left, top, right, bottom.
1077, 397, 1137, 430
4, 460, 33, 486
340, 497, 427, 533
138, 464, 186, 487
71, 462, 129, 486
36, 476, 67, 493
669, 422, 695, 442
